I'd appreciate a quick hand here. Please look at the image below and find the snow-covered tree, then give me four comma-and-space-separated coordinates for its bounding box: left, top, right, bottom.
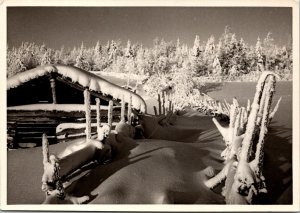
191, 35, 201, 58
212, 56, 222, 75
255, 37, 264, 71
204, 35, 216, 75
40, 50, 52, 65
220, 26, 233, 48
204, 35, 215, 58
236, 38, 249, 74
75, 43, 90, 70
263, 32, 275, 70
124, 40, 134, 58
228, 65, 238, 77
52, 50, 61, 64
108, 40, 119, 61
6, 27, 292, 80
175, 38, 181, 55
93, 41, 103, 70
94, 41, 102, 56
136, 47, 149, 75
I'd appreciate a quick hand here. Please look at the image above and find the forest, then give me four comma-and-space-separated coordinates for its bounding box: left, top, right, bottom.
7, 27, 292, 84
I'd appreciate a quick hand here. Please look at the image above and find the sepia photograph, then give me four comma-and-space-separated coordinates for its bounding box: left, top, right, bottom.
1, 0, 299, 211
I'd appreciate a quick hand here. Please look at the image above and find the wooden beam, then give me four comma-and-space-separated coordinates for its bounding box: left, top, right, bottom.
162, 91, 165, 115
7, 109, 121, 124
153, 106, 158, 116
108, 100, 113, 131
121, 95, 125, 122
84, 88, 91, 140
158, 94, 161, 115
127, 94, 132, 125
95, 98, 101, 140
50, 78, 57, 104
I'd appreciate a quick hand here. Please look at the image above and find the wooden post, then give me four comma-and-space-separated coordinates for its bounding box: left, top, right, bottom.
84, 89, 91, 140
108, 100, 113, 131
158, 94, 161, 115
127, 94, 132, 125
96, 98, 101, 140
121, 95, 125, 122
153, 106, 158, 116
239, 72, 276, 162
162, 91, 166, 115
254, 76, 276, 171
41, 134, 65, 199
42, 133, 49, 165
50, 78, 57, 104
168, 100, 172, 113
256, 83, 268, 126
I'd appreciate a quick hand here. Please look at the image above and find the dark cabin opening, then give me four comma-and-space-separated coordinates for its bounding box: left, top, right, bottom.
55, 79, 84, 104
55, 79, 109, 105
7, 76, 52, 107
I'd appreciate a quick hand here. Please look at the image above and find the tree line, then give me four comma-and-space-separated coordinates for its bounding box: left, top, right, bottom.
7, 26, 292, 80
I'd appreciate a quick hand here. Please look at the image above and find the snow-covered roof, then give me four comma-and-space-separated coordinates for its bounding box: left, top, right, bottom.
7, 65, 147, 112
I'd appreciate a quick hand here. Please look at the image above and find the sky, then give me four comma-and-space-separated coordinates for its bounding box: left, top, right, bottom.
7, 7, 292, 49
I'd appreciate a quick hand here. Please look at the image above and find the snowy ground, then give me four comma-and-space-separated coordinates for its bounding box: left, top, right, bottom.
6, 72, 292, 204
7, 108, 292, 204
7, 110, 226, 204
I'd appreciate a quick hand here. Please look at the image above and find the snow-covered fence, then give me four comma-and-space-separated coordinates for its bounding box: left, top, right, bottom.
41, 84, 121, 204
41, 133, 105, 204
204, 71, 281, 204
41, 93, 114, 203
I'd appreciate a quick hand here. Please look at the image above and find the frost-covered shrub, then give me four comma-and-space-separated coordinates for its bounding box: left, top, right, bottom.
143, 66, 206, 110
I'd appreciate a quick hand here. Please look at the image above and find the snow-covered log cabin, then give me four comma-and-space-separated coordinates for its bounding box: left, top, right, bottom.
7, 65, 146, 148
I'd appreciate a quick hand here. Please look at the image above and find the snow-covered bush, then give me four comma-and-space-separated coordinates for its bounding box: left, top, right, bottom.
143, 64, 206, 110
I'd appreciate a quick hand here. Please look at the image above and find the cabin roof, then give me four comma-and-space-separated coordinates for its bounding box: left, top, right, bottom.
7, 65, 146, 112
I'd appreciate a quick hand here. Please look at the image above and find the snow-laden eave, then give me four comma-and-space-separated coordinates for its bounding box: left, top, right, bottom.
7, 65, 147, 112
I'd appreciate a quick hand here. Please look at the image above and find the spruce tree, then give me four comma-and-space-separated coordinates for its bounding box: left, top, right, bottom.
40, 50, 52, 65
125, 40, 134, 58
255, 37, 264, 71
263, 32, 275, 70
212, 56, 222, 75
75, 43, 90, 70
94, 41, 103, 70
192, 35, 201, 58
